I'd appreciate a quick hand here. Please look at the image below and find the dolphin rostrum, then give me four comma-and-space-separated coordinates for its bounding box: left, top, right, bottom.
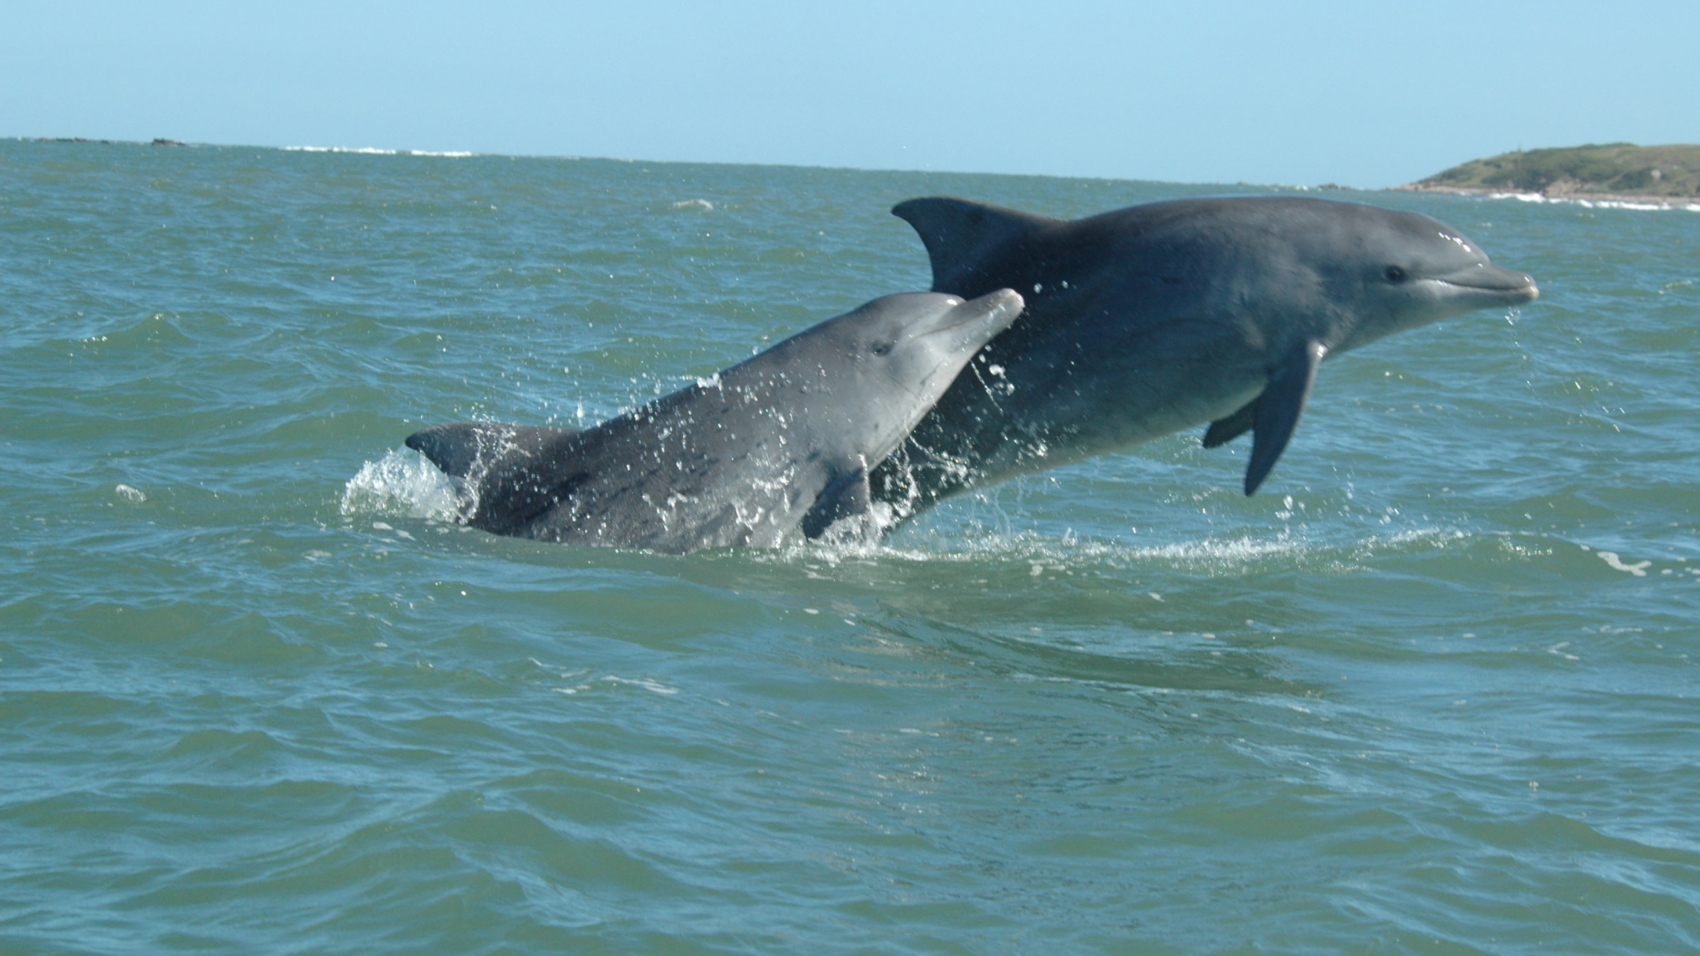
868, 195, 1539, 511
407, 289, 1023, 553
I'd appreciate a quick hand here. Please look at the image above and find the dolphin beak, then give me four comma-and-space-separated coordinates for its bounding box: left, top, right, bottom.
927, 288, 1026, 336
1435, 263, 1539, 304
945, 289, 1020, 330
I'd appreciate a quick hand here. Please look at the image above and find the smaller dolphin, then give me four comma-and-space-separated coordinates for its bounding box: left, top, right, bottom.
406, 289, 1023, 553
870, 196, 1540, 509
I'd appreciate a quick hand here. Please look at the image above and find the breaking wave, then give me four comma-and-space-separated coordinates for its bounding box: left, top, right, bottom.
282, 145, 475, 158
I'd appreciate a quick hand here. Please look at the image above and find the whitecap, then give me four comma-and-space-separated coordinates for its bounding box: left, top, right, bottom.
1596, 551, 1651, 577
601, 675, 679, 696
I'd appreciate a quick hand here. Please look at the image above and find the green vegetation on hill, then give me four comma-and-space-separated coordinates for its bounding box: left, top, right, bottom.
1406, 143, 1700, 201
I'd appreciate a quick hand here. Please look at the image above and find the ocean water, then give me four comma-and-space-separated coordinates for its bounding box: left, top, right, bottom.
2, 138, 1697, 955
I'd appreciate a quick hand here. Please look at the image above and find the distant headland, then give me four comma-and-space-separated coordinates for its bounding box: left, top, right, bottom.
1400, 143, 1700, 206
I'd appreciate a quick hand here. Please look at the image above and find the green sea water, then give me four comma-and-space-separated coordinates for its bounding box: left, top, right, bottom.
2, 139, 1697, 955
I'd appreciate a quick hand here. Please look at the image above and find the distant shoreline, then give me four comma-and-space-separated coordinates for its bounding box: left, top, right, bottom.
14, 136, 1700, 209
1402, 144, 1700, 209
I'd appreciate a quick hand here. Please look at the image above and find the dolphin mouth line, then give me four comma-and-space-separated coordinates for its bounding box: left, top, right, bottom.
1431, 277, 1540, 301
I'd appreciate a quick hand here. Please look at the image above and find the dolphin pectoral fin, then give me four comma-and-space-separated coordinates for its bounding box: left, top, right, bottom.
406, 422, 579, 478
893, 198, 1058, 293
801, 464, 873, 541
1203, 400, 1257, 448
1243, 340, 1326, 496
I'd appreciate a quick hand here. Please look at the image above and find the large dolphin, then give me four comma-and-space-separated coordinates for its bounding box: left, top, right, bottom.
407, 289, 1023, 553
868, 195, 1539, 511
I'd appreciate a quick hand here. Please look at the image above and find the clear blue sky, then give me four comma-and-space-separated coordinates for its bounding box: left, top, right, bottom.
5, 0, 1697, 188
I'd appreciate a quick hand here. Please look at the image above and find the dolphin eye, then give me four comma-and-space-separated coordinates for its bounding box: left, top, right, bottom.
870, 341, 894, 356
1384, 265, 1408, 283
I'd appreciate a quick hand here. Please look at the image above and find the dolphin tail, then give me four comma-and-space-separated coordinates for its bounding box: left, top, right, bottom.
893, 198, 1058, 294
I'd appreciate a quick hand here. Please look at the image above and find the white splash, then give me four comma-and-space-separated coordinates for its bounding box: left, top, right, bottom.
340, 448, 463, 521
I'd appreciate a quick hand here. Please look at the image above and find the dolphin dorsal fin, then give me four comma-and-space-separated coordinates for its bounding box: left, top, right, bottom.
893, 198, 1059, 293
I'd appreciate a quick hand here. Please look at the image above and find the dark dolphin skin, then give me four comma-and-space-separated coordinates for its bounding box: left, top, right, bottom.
407, 289, 1023, 553
868, 196, 1539, 512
